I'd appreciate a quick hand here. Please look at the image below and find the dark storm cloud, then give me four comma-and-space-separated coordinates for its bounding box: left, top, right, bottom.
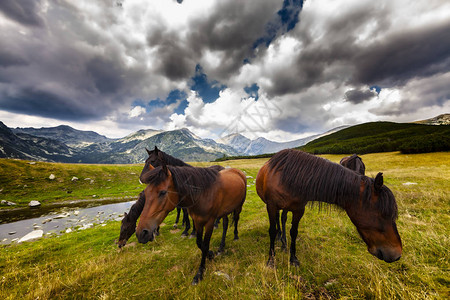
344, 89, 376, 104
186, 1, 281, 80
354, 20, 450, 86
86, 56, 126, 94
147, 28, 195, 80
0, 0, 45, 27
0, 88, 97, 121
0, 49, 28, 67
266, 6, 450, 97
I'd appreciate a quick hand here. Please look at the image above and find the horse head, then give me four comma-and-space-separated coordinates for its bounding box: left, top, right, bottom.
346, 173, 402, 263
136, 162, 178, 244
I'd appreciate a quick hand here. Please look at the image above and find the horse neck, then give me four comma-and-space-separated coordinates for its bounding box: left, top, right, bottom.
128, 192, 146, 222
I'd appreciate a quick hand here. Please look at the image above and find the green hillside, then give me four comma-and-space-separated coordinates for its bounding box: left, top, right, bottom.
299, 122, 450, 154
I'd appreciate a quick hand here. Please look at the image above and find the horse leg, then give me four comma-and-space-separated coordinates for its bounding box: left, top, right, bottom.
190, 220, 197, 238
181, 208, 190, 237
174, 207, 181, 229
275, 210, 281, 241
233, 210, 240, 240
281, 210, 288, 251
289, 208, 305, 266
266, 204, 278, 267
218, 215, 229, 254
192, 219, 215, 285
214, 217, 221, 229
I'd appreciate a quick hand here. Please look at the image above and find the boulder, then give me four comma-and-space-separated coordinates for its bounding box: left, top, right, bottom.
49, 174, 56, 180
1, 200, 16, 206
18, 230, 44, 243
29, 200, 41, 208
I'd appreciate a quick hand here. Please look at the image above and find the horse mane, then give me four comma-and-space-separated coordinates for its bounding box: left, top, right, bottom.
170, 166, 220, 201
268, 149, 397, 219
125, 191, 145, 223
142, 165, 220, 204
157, 151, 191, 167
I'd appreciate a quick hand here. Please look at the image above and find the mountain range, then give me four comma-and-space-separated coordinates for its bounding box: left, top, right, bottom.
0, 122, 319, 163
1, 114, 447, 163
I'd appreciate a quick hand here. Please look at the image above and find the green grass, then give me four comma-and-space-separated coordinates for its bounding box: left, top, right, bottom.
0, 152, 449, 299
0, 159, 143, 208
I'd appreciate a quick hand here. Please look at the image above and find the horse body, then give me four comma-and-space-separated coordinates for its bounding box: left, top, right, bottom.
256, 149, 402, 266
137, 163, 246, 284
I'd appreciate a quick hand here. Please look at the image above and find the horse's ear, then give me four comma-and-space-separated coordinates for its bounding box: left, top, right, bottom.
374, 172, 383, 191
146, 148, 152, 155
154, 145, 159, 153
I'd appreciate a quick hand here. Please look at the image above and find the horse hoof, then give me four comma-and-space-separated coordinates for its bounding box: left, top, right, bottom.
207, 250, 215, 260
181, 233, 188, 237
189, 234, 196, 239
234, 236, 239, 241
281, 246, 287, 253
192, 274, 202, 285
266, 258, 275, 268
173, 224, 178, 229
290, 258, 300, 267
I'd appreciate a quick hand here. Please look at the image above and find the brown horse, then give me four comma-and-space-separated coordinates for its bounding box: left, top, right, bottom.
277, 153, 367, 250
136, 161, 246, 285
256, 149, 402, 267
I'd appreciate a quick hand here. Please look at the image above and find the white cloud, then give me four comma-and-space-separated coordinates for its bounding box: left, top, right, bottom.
128, 106, 146, 118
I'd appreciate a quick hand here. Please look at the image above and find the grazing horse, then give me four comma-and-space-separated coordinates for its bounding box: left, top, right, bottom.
136, 161, 246, 285
340, 154, 366, 175
277, 153, 367, 250
118, 191, 145, 248
256, 149, 402, 267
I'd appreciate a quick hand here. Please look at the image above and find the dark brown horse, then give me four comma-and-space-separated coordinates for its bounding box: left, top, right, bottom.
277, 153, 367, 250
136, 162, 246, 285
340, 154, 366, 175
256, 149, 402, 267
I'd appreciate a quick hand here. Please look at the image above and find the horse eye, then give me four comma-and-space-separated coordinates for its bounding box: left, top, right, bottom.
159, 190, 167, 197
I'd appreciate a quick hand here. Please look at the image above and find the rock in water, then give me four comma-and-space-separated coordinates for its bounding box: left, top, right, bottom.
29, 200, 41, 208
18, 230, 44, 243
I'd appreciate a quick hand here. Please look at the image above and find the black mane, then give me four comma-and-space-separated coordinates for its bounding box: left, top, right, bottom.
142, 165, 220, 205
157, 151, 191, 167
268, 149, 397, 219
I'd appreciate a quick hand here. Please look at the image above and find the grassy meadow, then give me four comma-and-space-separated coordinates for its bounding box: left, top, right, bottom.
0, 152, 449, 299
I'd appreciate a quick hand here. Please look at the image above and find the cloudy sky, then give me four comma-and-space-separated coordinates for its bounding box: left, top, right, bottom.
0, 0, 449, 141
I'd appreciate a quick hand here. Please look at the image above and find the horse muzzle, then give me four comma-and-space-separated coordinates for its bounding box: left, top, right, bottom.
137, 228, 155, 244
371, 247, 402, 263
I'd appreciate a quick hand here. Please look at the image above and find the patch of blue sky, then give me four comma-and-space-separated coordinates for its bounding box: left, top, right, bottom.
252, 0, 304, 50
244, 83, 260, 100
370, 85, 382, 94
190, 64, 226, 104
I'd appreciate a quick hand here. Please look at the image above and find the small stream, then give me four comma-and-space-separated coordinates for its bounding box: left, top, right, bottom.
0, 200, 135, 245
